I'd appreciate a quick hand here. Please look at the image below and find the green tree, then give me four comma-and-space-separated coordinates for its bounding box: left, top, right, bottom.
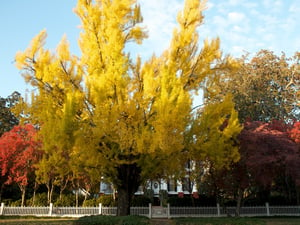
0, 92, 20, 137
208, 50, 300, 122
15, 0, 239, 215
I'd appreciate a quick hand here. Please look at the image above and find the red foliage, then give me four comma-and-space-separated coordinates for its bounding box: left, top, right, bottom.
287, 121, 300, 185
239, 120, 300, 187
0, 124, 42, 187
289, 122, 300, 144
178, 192, 184, 198
192, 192, 199, 199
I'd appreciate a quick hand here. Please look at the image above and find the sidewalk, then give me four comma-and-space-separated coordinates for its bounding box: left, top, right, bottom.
150, 218, 174, 225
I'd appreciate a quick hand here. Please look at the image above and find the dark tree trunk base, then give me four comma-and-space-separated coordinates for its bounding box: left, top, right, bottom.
116, 163, 141, 216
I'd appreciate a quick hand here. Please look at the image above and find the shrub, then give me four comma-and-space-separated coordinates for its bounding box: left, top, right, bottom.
2, 199, 13, 206
168, 196, 192, 206
74, 215, 149, 225
167, 195, 216, 207
54, 194, 75, 206
269, 195, 297, 205
10, 199, 22, 206
196, 195, 216, 206
131, 196, 152, 206
159, 190, 168, 207
83, 198, 97, 207
143, 189, 154, 203
83, 195, 117, 207
29, 193, 48, 206
98, 195, 116, 207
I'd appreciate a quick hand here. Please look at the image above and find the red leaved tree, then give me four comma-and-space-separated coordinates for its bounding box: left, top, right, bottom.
287, 121, 300, 196
239, 120, 299, 202
207, 120, 300, 216
0, 124, 42, 206
290, 122, 300, 144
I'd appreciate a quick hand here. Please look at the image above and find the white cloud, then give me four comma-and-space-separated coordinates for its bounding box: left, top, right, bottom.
294, 39, 300, 51
262, 33, 275, 43
274, 0, 283, 7
227, 12, 246, 24
289, 2, 300, 13
228, 0, 240, 6
135, 0, 183, 57
133, 0, 300, 59
273, 0, 284, 12
232, 25, 248, 33
212, 15, 227, 28
206, 2, 214, 10
243, 2, 258, 9
231, 46, 245, 56
262, 0, 284, 13
262, 0, 272, 8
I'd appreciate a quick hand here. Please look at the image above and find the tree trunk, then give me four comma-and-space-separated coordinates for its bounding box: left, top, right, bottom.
47, 181, 54, 204
76, 190, 79, 207
115, 163, 142, 216
20, 185, 26, 207
59, 188, 63, 201
117, 188, 131, 216
84, 191, 88, 202
296, 187, 300, 205
31, 181, 39, 206
0, 183, 4, 203
285, 175, 292, 203
235, 188, 243, 217
59, 176, 69, 200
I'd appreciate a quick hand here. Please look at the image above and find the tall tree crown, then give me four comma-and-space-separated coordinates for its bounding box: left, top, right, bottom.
14, 0, 240, 215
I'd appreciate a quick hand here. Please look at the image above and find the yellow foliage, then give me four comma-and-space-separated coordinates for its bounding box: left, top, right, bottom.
57, 35, 70, 61
190, 94, 242, 169
15, 0, 241, 189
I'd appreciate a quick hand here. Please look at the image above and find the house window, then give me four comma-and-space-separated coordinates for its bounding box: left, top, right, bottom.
182, 177, 190, 192
167, 179, 177, 192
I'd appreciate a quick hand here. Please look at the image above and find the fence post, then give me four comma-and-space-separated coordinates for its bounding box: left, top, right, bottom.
217, 203, 221, 217
148, 203, 152, 218
167, 203, 170, 219
265, 202, 270, 216
99, 203, 102, 215
0, 203, 4, 215
49, 203, 53, 216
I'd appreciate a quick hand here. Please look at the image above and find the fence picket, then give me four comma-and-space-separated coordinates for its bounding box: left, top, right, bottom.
0, 203, 299, 218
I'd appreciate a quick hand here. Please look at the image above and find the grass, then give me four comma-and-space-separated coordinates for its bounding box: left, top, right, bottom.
1, 216, 300, 225
173, 217, 300, 225
0, 215, 149, 225
74, 215, 149, 225
0, 216, 76, 225
173, 217, 264, 225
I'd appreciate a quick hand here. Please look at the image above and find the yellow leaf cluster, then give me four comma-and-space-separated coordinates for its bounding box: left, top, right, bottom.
190, 94, 242, 169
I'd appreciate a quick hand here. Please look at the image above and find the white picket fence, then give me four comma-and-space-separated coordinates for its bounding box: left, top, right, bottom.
170, 204, 300, 217
0, 203, 147, 217
1, 202, 300, 218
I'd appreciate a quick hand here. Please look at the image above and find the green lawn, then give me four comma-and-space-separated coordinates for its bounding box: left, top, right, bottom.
0, 215, 148, 225
0, 217, 75, 225
173, 217, 300, 225
1, 216, 300, 225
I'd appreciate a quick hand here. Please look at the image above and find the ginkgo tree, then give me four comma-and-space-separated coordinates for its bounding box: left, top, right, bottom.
184, 93, 242, 207
188, 94, 242, 169
15, 0, 240, 215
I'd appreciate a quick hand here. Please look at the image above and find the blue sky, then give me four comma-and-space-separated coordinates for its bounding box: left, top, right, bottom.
0, 0, 299, 98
